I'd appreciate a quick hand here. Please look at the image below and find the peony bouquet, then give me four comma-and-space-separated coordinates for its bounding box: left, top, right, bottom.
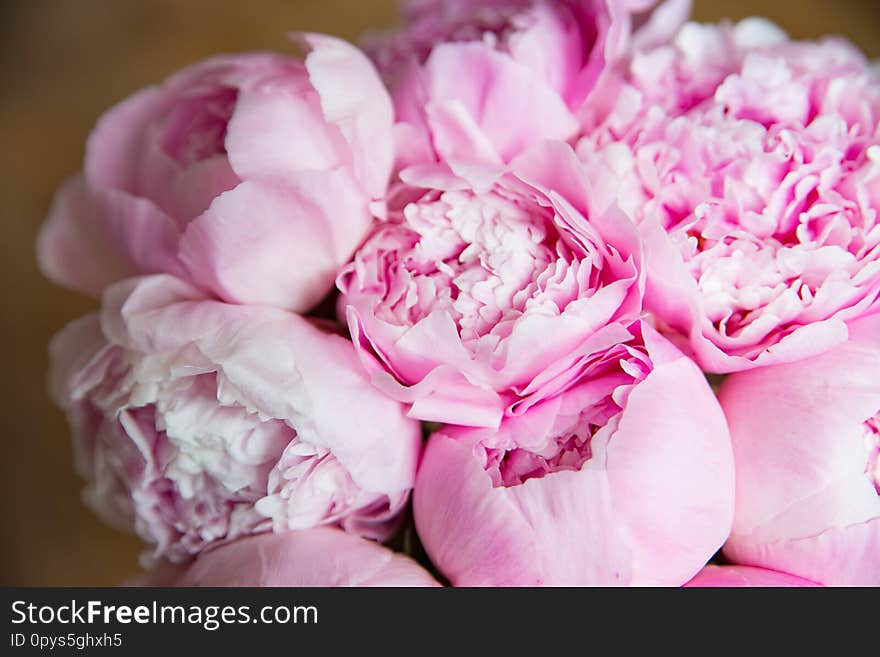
38, 0, 879, 587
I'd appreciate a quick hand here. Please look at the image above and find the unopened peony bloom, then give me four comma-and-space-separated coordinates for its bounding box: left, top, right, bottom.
684, 565, 818, 587
413, 322, 735, 586
719, 312, 880, 585
338, 143, 643, 428
50, 275, 421, 563
38, 35, 392, 312
372, 0, 688, 169
578, 18, 880, 371
128, 528, 440, 587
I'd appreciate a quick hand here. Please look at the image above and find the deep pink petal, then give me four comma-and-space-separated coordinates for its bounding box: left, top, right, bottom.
684, 565, 819, 587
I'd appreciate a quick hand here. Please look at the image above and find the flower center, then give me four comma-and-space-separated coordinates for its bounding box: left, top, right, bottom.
374, 189, 568, 345
482, 421, 598, 487
161, 86, 238, 166
109, 373, 294, 559
582, 38, 880, 354
476, 342, 651, 487
675, 115, 880, 342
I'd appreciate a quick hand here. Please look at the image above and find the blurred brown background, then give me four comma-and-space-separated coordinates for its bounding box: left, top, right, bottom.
2, 0, 879, 586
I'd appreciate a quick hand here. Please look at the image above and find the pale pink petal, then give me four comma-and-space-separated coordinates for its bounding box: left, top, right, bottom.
720, 312, 880, 585
424, 43, 578, 163
413, 431, 546, 586
724, 519, 880, 587
301, 33, 394, 198
720, 320, 880, 538
37, 177, 184, 296
224, 62, 349, 180
84, 86, 169, 193
132, 528, 440, 587
180, 173, 371, 311
605, 325, 735, 585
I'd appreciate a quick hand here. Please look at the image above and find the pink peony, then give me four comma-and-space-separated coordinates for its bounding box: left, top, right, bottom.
38, 35, 392, 312
683, 565, 819, 587
128, 528, 440, 587
50, 275, 421, 564
719, 311, 880, 585
338, 143, 644, 428
413, 321, 735, 586
373, 0, 688, 169
578, 18, 880, 372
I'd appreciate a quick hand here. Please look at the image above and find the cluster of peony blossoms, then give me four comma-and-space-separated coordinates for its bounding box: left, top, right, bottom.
38, 0, 879, 587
